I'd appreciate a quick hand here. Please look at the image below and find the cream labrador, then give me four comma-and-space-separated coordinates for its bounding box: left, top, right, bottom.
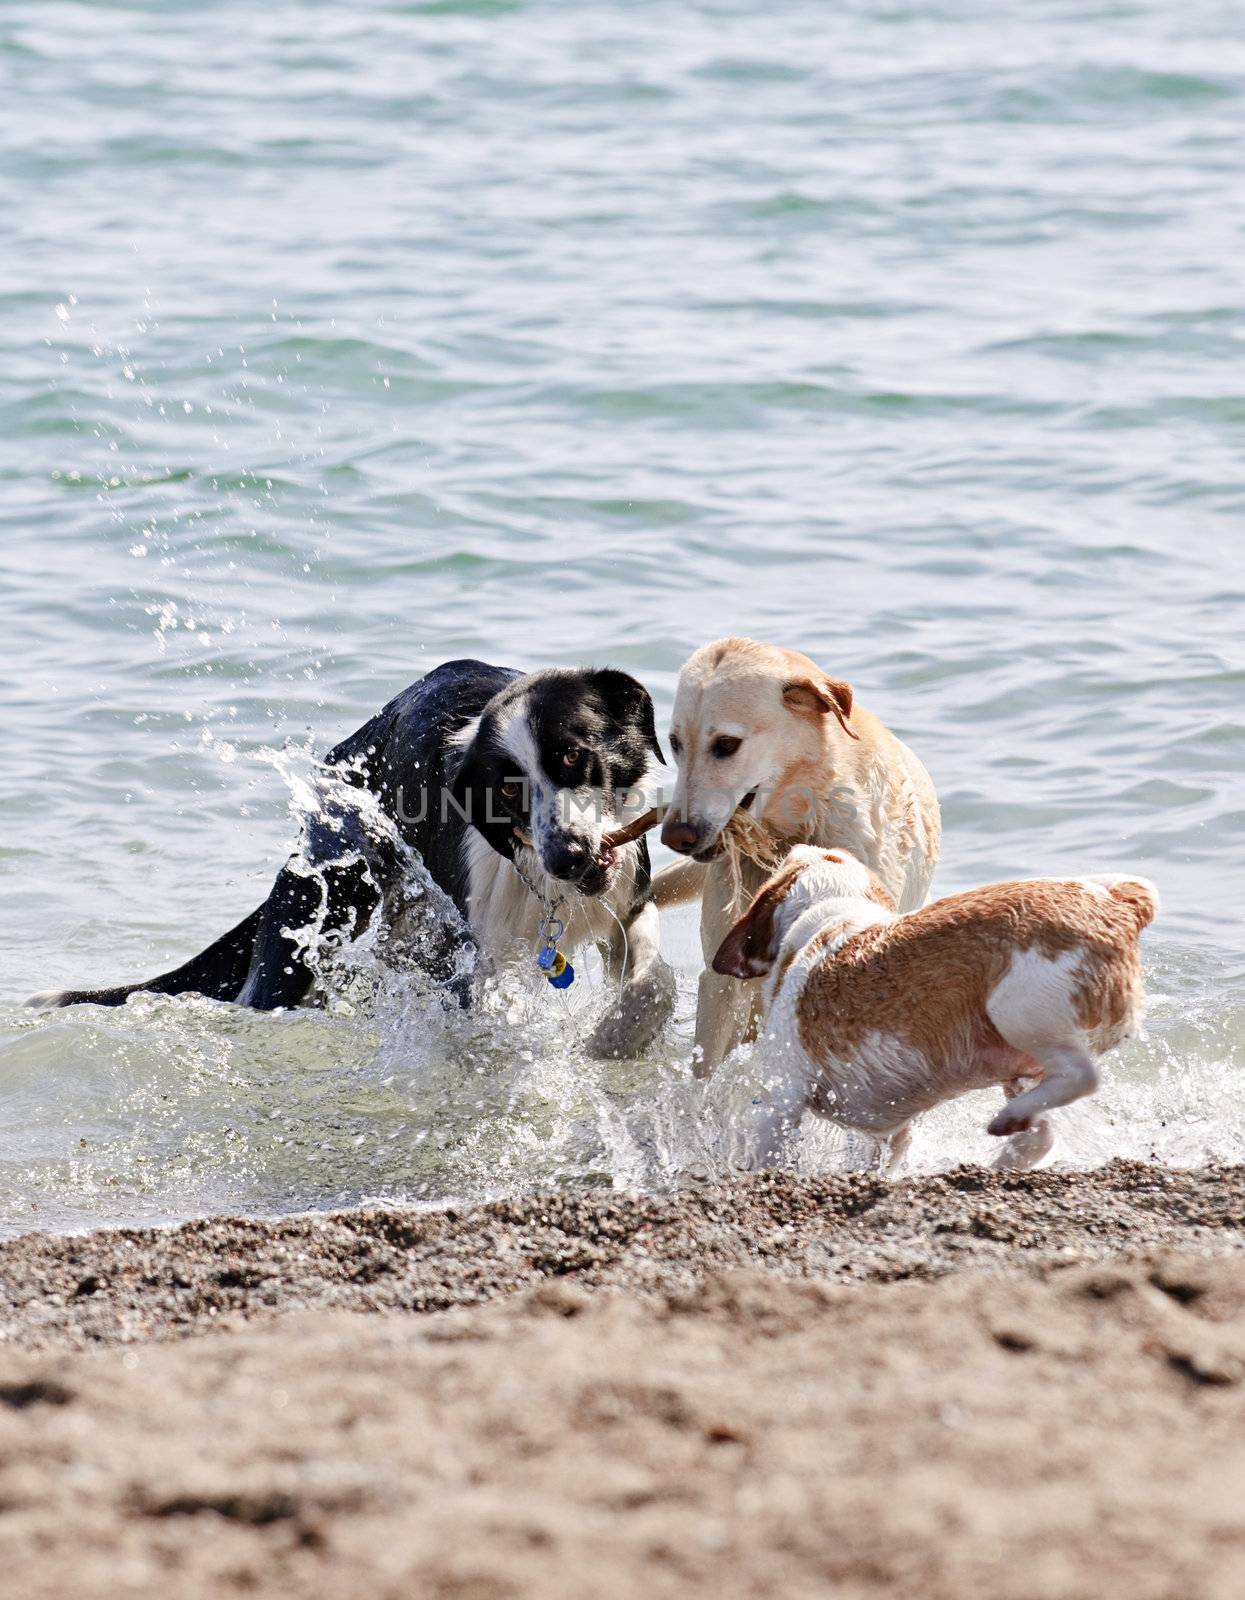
655, 638, 940, 1075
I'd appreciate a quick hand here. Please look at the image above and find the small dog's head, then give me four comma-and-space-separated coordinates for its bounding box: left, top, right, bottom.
660, 637, 858, 863
451, 667, 664, 896
711, 845, 891, 979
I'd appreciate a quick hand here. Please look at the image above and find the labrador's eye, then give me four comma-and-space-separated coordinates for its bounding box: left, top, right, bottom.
669, 732, 683, 758
500, 780, 522, 802
711, 736, 742, 759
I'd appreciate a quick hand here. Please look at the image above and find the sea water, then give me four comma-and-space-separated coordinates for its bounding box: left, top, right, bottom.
1, 0, 1243, 1236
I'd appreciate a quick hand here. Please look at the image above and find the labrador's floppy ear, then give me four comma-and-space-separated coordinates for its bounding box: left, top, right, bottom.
590, 668, 666, 765
711, 864, 800, 979
782, 675, 859, 741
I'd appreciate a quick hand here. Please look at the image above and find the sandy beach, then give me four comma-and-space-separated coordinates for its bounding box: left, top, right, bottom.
1, 1162, 1243, 1599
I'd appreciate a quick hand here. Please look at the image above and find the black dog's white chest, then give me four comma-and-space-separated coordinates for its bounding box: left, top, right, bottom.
460, 829, 638, 960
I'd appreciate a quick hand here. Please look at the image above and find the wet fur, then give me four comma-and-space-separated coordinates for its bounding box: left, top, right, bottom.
658, 637, 941, 1077
714, 847, 1157, 1172
31, 660, 676, 1058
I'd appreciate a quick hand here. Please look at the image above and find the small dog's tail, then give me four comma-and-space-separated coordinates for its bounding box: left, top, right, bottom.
1089, 874, 1160, 932
26, 904, 265, 1010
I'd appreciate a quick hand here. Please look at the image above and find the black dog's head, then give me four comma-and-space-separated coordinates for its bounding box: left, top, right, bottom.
450, 668, 664, 895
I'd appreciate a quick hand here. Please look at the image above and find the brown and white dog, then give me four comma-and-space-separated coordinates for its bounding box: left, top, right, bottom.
712, 845, 1158, 1172
655, 639, 940, 1076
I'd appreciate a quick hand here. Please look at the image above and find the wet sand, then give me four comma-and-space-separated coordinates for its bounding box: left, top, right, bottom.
1, 1162, 1243, 1598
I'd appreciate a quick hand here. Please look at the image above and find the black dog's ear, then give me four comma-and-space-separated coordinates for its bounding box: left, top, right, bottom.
449, 739, 515, 859
590, 669, 665, 765
448, 744, 475, 819
447, 741, 480, 829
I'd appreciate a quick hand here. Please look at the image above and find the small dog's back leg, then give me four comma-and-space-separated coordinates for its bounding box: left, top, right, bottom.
991, 1075, 1056, 1169
993, 1120, 1055, 1169
838, 1127, 887, 1172
882, 1120, 913, 1174
987, 1045, 1099, 1138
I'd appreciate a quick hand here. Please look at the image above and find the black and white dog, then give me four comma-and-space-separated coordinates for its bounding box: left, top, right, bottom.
32, 660, 676, 1058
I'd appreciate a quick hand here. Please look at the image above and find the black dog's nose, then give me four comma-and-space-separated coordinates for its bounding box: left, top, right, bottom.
661, 817, 700, 855
544, 837, 590, 880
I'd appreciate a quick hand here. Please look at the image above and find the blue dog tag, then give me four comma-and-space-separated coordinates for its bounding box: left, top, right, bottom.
535, 916, 573, 989
537, 944, 574, 988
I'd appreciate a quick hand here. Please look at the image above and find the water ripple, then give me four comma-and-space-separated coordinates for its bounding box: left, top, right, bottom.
1, 0, 1243, 1231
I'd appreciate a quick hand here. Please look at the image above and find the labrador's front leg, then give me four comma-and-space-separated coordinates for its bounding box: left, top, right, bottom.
691, 968, 760, 1079
586, 899, 676, 1059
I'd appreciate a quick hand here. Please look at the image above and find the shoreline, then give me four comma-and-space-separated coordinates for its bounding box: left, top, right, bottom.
1, 1163, 1243, 1599
2, 1159, 1242, 1350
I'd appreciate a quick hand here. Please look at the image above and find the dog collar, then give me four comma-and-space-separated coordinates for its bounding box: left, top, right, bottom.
535, 914, 574, 990
511, 845, 575, 990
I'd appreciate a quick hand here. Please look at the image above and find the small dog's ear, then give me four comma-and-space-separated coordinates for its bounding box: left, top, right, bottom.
590, 669, 666, 764
782, 676, 859, 741
711, 868, 794, 979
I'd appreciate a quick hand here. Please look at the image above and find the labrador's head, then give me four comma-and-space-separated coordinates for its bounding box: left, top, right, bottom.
661, 638, 857, 861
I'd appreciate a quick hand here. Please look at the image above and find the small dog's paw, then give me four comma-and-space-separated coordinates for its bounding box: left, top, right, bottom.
988, 1108, 1032, 1137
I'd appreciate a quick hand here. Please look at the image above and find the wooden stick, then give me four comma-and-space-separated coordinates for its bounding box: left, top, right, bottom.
599, 804, 668, 852
512, 804, 668, 856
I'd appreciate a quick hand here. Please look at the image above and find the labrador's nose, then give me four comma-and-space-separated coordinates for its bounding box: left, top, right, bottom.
661, 817, 700, 855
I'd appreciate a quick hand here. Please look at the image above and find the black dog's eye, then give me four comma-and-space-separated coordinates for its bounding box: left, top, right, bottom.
499, 780, 522, 802
711, 736, 742, 759
561, 748, 582, 769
